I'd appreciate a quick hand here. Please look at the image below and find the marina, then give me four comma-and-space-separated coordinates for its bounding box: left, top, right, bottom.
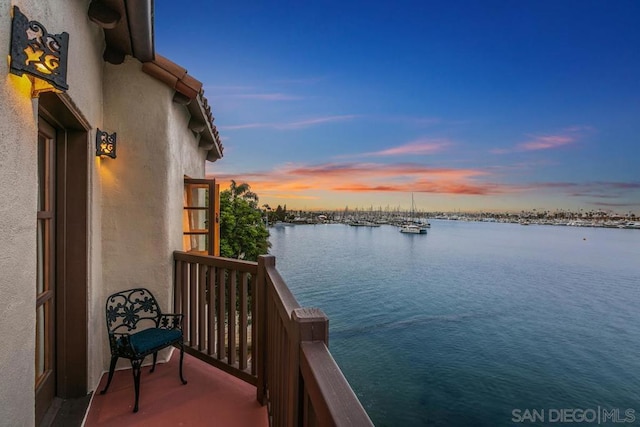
277, 209, 640, 230
269, 221, 640, 426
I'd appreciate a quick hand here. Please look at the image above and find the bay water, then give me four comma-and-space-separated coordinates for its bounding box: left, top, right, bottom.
268, 221, 640, 426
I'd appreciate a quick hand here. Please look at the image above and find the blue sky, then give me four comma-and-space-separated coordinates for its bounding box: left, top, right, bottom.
155, 1, 640, 212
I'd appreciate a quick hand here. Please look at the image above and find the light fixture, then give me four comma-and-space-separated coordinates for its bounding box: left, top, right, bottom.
9, 6, 69, 96
96, 129, 117, 159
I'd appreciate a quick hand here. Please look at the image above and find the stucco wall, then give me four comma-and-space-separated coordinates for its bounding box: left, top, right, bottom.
167, 93, 208, 261
0, 2, 209, 421
101, 57, 206, 370
0, 1, 104, 425
0, 8, 38, 423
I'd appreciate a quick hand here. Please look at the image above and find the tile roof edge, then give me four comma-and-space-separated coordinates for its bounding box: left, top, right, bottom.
141, 55, 223, 161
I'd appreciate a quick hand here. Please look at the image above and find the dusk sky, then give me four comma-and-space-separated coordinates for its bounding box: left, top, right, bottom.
155, 1, 640, 213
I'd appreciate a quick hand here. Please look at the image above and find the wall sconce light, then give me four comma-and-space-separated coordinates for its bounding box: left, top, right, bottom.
96, 129, 117, 159
9, 6, 69, 97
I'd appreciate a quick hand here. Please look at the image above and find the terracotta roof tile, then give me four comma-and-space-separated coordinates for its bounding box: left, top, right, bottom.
181, 74, 202, 94
153, 54, 187, 80
141, 55, 223, 161
175, 80, 199, 100
141, 61, 178, 88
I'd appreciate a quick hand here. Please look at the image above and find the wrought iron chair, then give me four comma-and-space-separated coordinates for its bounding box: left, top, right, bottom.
100, 288, 187, 412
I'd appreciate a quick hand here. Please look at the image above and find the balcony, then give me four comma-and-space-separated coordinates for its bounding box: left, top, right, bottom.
86, 252, 372, 426
86, 352, 267, 426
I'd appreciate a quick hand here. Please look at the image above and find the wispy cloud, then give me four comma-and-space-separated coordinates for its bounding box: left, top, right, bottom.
203, 85, 255, 92
209, 160, 640, 209
518, 135, 575, 151
278, 115, 359, 129
492, 126, 593, 154
491, 134, 575, 154
273, 76, 329, 85
210, 162, 498, 197
219, 115, 360, 131
219, 93, 303, 101
332, 181, 503, 195
218, 123, 267, 130
519, 181, 640, 201
363, 139, 452, 157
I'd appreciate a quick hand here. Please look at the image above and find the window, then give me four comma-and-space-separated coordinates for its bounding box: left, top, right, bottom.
183, 178, 219, 255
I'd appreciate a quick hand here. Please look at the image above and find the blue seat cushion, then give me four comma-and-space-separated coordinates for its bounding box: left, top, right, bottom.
126, 328, 182, 355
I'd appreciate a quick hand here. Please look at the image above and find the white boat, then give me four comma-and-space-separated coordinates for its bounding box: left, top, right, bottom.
399, 224, 427, 234
399, 194, 428, 234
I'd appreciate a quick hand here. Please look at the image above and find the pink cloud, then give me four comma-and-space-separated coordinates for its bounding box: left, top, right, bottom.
212, 162, 496, 197
209, 163, 639, 209
492, 126, 594, 154
219, 115, 359, 131
364, 139, 452, 157
517, 135, 575, 151
276, 115, 360, 129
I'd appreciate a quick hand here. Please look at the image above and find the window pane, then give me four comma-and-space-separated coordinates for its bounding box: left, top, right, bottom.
184, 184, 209, 208
185, 235, 209, 254
37, 220, 45, 294
183, 209, 209, 233
35, 303, 46, 381
38, 135, 46, 211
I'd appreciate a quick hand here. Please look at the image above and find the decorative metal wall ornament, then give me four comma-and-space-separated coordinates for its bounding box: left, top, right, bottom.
96, 129, 117, 158
9, 6, 69, 96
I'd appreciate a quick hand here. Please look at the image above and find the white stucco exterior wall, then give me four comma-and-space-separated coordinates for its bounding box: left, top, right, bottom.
1, 1, 211, 421
100, 57, 207, 369
166, 92, 208, 258
0, 29, 38, 427
0, 0, 104, 425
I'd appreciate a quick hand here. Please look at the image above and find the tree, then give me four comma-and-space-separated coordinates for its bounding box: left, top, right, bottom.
219, 181, 270, 261
274, 205, 284, 221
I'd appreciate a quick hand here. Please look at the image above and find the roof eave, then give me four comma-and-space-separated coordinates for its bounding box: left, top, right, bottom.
89, 0, 154, 64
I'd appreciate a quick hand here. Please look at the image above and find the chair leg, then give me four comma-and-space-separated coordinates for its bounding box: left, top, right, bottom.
100, 355, 118, 395
131, 359, 142, 413
150, 352, 158, 373
179, 342, 187, 385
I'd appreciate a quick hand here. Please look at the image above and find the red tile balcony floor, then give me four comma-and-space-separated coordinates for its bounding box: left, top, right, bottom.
85, 351, 268, 427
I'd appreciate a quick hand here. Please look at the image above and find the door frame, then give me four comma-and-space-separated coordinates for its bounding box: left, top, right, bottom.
38, 92, 90, 400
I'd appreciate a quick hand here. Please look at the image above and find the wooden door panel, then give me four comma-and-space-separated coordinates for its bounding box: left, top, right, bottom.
35, 119, 56, 426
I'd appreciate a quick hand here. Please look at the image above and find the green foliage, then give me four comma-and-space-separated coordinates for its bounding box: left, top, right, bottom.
265, 204, 294, 223
219, 181, 270, 261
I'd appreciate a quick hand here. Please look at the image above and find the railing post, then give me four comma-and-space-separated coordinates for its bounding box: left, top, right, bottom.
174, 257, 181, 313
256, 254, 275, 405
293, 307, 329, 345
292, 307, 329, 426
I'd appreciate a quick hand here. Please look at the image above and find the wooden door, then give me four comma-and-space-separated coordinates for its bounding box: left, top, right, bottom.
35, 119, 56, 425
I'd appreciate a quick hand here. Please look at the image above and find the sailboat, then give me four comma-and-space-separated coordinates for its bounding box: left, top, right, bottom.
399, 194, 428, 234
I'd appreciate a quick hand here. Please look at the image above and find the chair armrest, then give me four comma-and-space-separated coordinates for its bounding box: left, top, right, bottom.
108, 332, 138, 358
159, 313, 183, 330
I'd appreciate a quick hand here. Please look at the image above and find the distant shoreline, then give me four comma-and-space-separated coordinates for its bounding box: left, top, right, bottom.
272, 217, 640, 230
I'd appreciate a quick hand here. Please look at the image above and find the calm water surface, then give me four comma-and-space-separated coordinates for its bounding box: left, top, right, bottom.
268, 221, 640, 426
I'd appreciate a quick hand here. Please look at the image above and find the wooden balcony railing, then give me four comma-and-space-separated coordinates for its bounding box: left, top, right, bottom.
174, 251, 373, 426
174, 251, 258, 384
